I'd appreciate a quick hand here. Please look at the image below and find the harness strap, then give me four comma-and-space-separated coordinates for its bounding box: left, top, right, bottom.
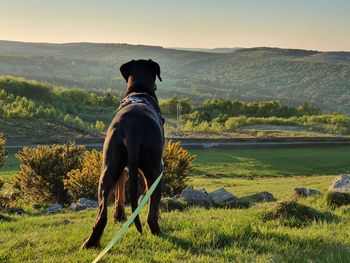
117, 92, 164, 125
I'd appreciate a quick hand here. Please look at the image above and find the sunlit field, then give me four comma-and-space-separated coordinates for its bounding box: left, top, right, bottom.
1, 146, 350, 262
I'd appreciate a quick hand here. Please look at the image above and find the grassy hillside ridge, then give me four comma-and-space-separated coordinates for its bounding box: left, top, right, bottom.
0, 40, 349, 112
0, 76, 118, 138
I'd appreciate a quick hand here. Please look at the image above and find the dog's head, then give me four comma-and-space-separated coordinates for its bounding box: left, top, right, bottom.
120, 59, 162, 95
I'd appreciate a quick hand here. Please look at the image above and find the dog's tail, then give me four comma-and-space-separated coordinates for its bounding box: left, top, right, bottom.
126, 136, 143, 234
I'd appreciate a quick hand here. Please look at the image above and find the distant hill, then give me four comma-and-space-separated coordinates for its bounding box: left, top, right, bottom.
169, 47, 241, 53
0, 40, 349, 113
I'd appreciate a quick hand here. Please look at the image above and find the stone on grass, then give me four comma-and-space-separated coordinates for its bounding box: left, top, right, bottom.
328, 174, 350, 193
240, 191, 276, 203
69, 198, 98, 211
327, 175, 350, 207
180, 186, 212, 207
294, 188, 321, 197
13, 208, 25, 215
33, 204, 42, 210
45, 203, 62, 214
209, 188, 237, 203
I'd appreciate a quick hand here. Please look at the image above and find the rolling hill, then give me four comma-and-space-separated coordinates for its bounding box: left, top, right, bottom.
0, 40, 349, 113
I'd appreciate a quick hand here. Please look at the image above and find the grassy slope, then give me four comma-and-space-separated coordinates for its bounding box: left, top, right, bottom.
1, 147, 350, 262
0, 118, 92, 141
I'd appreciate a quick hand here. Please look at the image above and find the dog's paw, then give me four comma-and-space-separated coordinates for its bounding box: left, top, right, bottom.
81, 238, 100, 249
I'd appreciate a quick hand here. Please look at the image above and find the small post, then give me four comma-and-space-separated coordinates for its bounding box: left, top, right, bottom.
176, 103, 182, 128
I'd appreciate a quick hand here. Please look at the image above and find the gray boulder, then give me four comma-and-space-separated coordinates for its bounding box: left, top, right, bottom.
13, 208, 25, 215
45, 203, 62, 214
209, 188, 237, 203
294, 188, 321, 197
241, 191, 276, 203
33, 204, 42, 210
180, 186, 212, 207
328, 174, 350, 193
69, 198, 98, 211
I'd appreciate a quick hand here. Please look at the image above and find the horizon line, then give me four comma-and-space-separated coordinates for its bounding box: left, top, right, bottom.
1, 38, 349, 53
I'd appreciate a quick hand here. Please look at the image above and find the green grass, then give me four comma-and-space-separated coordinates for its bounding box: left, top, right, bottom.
0, 118, 91, 141
0, 153, 19, 184
191, 146, 350, 177
1, 146, 350, 262
1, 195, 350, 262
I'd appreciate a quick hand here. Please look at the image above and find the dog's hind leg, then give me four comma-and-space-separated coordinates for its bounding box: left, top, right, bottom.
82, 131, 126, 249
114, 169, 127, 222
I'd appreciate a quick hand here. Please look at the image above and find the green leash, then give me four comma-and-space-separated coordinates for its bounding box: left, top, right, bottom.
92, 173, 163, 263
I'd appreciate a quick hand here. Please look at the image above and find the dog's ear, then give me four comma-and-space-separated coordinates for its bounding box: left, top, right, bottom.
120, 60, 136, 82
149, 59, 162, 82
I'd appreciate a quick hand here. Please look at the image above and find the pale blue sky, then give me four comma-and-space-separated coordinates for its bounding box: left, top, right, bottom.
1, 0, 349, 51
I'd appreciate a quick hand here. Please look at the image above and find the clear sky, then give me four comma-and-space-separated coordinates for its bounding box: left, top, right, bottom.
1, 0, 349, 51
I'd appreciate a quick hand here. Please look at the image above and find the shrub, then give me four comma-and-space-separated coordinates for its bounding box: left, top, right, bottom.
13, 143, 85, 204
163, 141, 196, 195
95, 120, 106, 132
64, 150, 102, 201
0, 132, 6, 168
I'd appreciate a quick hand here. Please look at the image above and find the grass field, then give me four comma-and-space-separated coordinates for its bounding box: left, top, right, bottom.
1, 146, 350, 262
191, 146, 350, 177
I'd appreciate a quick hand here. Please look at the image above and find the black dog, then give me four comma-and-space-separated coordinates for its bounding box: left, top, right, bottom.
82, 59, 164, 249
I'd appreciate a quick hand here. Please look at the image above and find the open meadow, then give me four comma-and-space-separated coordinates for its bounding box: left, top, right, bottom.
1, 146, 350, 262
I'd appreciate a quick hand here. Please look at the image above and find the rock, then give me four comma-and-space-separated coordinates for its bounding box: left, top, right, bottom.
180, 186, 212, 207
294, 188, 321, 197
68, 203, 84, 211
328, 174, 350, 193
241, 191, 276, 203
69, 198, 98, 211
209, 188, 237, 203
77, 198, 98, 208
326, 175, 350, 207
197, 188, 208, 194
33, 204, 42, 210
45, 203, 62, 214
13, 208, 25, 215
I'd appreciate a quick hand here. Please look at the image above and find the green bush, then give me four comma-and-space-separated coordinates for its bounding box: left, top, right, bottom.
10, 141, 192, 203
163, 141, 196, 195
64, 150, 102, 201
95, 120, 106, 132
13, 143, 85, 204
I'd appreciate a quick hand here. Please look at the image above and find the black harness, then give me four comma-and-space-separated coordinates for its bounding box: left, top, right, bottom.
117, 92, 164, 126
